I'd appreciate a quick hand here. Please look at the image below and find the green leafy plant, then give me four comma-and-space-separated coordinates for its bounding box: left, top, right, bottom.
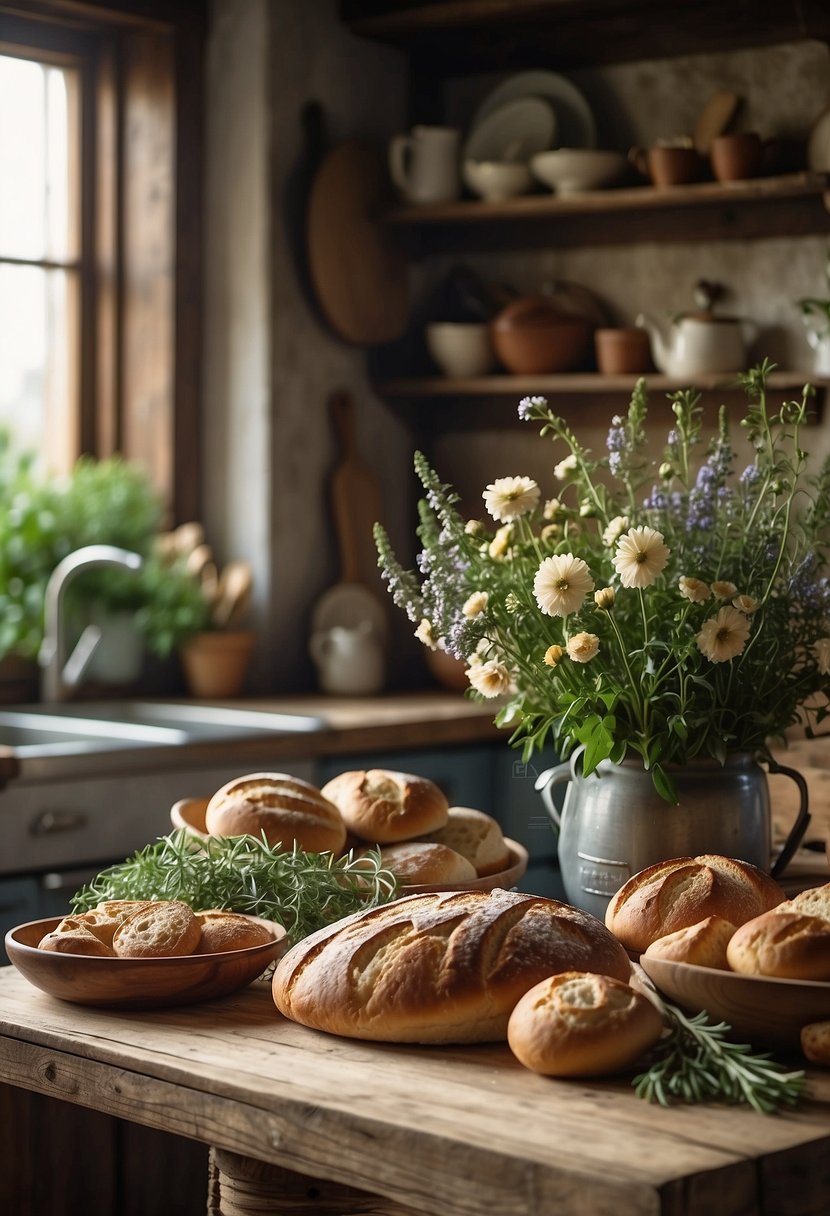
375, 361, 830, 800
71, 829, 399, 945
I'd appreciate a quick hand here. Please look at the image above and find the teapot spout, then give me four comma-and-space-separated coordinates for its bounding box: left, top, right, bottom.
635, 312, 668, 374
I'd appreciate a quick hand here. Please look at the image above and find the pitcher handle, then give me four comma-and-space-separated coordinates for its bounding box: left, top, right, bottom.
534, 760, 573, 830
764, 757, 811, 878
388, 134, 413, 196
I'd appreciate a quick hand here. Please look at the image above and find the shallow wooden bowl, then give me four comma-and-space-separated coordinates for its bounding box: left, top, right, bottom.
640, 955, 830, 1050
5, 915, 288, 1010
170, 798, 529, 894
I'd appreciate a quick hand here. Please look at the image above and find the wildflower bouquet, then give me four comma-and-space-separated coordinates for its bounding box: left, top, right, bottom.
374, 362, 830, 801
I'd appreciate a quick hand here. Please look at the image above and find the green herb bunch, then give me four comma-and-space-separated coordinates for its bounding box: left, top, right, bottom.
71, 829, 399, 945
376, 362, 830, 800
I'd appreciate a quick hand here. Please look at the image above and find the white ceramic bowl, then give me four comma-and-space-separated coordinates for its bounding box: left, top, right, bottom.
530, 148, 628, 195
462, 159, 534, 202
464, 96, 556, 163
425, 322, 496, 378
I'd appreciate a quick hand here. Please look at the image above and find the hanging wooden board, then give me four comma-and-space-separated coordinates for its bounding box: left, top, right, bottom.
306, 140, 410, 345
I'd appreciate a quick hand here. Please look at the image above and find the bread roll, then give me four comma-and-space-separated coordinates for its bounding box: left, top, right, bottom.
726, 909, 830, 980
272, 888, 631, 1043
195, 910, 274, 954
113, 900, 202, 959
642, 915, 737, 969
370, 841, 477, 886
419, 807, 510, 877
39, 918, 116, 957
779, 882, 830, 923
801, 1021, 830, 1066
205, 772, 346, 855
605, 854, 785, 953
507, 971, 664, 1076
320, 769, 448, 843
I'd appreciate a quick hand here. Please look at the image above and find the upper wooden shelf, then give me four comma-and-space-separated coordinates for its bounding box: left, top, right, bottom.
342, 0, 830, 72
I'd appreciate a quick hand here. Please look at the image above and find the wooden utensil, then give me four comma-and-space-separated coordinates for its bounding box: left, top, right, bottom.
693, 90, 741, 156
306, 140, 410, 345
329, 389, 385, 592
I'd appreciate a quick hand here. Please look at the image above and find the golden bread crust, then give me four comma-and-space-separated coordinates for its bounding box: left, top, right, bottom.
642, 915, 737, 969
726, 909, 830, 980
418, 806, 510, 876
373, 841, 477, 885
113, 900, 202, 958
195, 911, 274, 954
320, 769, 448, 843
205, 772, 346, 854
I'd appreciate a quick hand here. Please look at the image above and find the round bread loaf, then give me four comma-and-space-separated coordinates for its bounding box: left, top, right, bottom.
419, 807, 510, 877
205, 772, 346, 854
272, 888, 632, 1043
726, 909, 830, 980
779, 881, 830, 923
319, 769, 448, 843
372, 841, 477, 886
113, 900, 202, 959
605, 854, 785, 953
507, 971, 664, 1076
642, 915, 737, 970
195, 910, 274, 954
801, 1021, 830, 1066
39, 917, 116, 957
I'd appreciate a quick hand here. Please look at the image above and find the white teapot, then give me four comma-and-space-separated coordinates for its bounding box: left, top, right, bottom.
636, 311, 755, 379
309, 621, 385, 696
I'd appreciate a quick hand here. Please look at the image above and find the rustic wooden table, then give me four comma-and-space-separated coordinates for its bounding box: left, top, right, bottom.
0, 965, 829, 1216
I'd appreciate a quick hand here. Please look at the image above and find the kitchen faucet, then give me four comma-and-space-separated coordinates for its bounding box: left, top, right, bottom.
39, 544, 144, 702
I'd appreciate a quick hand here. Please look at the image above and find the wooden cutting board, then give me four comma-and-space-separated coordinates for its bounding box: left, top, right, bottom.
307, 140, 410, 345
329, 389, 385, 592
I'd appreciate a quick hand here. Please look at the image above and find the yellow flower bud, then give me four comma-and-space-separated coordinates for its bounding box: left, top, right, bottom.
544, 644, 565, 667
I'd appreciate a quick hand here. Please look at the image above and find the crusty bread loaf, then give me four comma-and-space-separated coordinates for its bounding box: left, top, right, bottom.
112, 900, 202, 959
779, 882, 830, 923
371, 841, 477, 886
801, 1021, 830, 1066
726, 909, 830, 980
605, 854, 785, 953
272, 888, 632, 1043
642, 915, 737, 970
319, 769, 448, 843
507, 971, 664, 1076
205, 772, 346, 855
195, 910, 274, 954
418, 807, 510, 877
39, 917, 116, 957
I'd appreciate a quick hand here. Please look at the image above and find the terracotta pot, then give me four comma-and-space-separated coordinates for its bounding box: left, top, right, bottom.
594, 327, 653, 374
491, 295, 594, 374
424, 646, 469, 692
180, 630, 256, 699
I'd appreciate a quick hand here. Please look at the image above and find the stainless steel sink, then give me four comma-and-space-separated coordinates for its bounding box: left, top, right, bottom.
0, 701, 325, 758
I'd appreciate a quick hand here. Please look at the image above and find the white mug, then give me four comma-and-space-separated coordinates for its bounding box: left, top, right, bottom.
388, 125, 461, 205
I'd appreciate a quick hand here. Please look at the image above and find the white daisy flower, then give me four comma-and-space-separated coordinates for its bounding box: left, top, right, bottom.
554, 454, 579, 482
533, 553, 594, 617
414, 619, 437, 649
678, 576, 711, 603
613, 526, 670, 589
602, 515, 629, 547
566, 632, 600, 663
695, 606, 751, 663
482, 476, 540, 523
462, 591, 488, 618
465, 659, 512, 698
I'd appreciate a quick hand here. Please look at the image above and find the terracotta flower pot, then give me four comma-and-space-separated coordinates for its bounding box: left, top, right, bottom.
180, 630, 256, 699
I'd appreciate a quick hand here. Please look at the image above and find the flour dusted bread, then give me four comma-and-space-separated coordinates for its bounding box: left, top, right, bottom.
272, 888, 631, 1043
605, 854, 785, 953
112, 900, 202, 958
642, 915, 737, 969
726, 909, 830, 980
320, 769, 448, 843
371, 841, 477, 886
195, 910, 274, 954
779, 882, 830, 922
419, 806, 510, 876
39, 917, 116, 957
507, 971, 664, 1076
205, 772, 346, 854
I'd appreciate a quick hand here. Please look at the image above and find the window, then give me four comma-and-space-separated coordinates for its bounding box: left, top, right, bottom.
0, 3, 205, 519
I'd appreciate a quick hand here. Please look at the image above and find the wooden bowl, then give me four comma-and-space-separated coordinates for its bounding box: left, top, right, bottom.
5, 915, 288, 1010
640, 955, 830, 1050
171, 798, 529, 895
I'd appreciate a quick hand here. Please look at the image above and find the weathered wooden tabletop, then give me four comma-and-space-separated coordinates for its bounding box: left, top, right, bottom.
0, 965, 829, 1216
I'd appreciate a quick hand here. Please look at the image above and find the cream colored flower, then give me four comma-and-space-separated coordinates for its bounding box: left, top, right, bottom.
678, 576, 711, 603
488, 523, 513, 559
594, 586, 616, 610
554, 454, 579, 482
814, 638, 830, 675
712, 580, 738, 600
733, 594, 758, 615
466, 658, 512, 698
533, 553, 594, 617
462, 591, 488, 618
482, 476, 540, 523
613, 526, 670, 589
414, 618, 437, 649
543, 497, 565, 521
566, 632, 600, 663
541, 523, 562, 543
464, 518, 483, 536
602, 515, 629, 547
695, 606, 751, 663
544, 644, 565, 667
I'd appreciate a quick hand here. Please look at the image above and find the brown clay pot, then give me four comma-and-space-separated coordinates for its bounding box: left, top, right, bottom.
594, 327, 654, 374
490, 295, 594, 374
180, 630, 256, 698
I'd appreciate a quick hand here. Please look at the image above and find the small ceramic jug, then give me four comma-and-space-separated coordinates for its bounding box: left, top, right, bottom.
309, 621, 385, 696
388, 125, 461, 204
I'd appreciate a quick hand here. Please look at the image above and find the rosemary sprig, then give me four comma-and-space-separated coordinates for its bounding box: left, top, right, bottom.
71, 829, 399, 945
633, 999, 806, 1114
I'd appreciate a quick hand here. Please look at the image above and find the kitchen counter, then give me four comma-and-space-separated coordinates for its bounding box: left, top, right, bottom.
0, 966, 829, 1215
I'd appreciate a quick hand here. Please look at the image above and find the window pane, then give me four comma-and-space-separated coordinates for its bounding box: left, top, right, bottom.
0, 263, 78, 470
0, 54, 78, 262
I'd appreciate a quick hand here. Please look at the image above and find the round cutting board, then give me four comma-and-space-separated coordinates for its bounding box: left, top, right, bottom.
307, 140, 410, 345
